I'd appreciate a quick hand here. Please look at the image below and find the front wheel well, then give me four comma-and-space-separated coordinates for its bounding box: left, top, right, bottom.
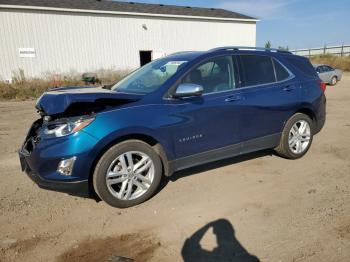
87, 134, 169, 199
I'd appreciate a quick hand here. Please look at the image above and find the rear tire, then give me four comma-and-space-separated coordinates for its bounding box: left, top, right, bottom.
330, 76, 337, 86
275, 113, 314, 159
93, 140, 162, 208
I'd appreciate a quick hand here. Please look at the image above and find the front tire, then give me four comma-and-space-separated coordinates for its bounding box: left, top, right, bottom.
275, 113, 314, 159
93, 140, 162, 208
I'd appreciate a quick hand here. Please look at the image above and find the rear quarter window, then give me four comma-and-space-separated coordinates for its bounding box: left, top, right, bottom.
285, 56, 318, 77
273, 59, 291, 81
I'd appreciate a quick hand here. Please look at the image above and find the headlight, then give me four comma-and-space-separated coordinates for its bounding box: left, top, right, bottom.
43, 117, 94, 138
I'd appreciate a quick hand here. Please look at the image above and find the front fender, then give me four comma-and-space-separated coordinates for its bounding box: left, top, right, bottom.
81, 104, 176, 175
87, 126, 174, 161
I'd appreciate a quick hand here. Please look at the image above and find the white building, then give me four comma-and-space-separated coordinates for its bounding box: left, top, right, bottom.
0, 0, 257, 80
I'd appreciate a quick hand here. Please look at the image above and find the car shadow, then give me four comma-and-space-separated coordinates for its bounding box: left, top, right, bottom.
182, 219, 260, 262
169, 149, 273, 182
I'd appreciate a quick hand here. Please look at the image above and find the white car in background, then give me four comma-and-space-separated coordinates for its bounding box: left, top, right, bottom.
313, 64, 343, 86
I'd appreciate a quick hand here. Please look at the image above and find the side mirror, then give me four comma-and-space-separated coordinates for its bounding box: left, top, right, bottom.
173, 83, 204, 98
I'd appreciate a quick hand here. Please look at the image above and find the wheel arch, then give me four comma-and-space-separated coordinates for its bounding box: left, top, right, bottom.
331, 75, 338, 84
296, 107, 316, 123
283, 106, 317, 134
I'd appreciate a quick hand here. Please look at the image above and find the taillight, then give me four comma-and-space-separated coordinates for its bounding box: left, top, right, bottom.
318, 80, 326, 92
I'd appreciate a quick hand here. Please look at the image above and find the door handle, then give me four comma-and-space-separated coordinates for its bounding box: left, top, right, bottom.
225, 95, 243, 102
283, 86, 296, 92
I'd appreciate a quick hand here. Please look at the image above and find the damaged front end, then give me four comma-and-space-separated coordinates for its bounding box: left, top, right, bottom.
23, 86, 141, 155
18, 112, 96, 196
41, 115, 95, 139
35, 86, 142, 119
19, 86, 143, 196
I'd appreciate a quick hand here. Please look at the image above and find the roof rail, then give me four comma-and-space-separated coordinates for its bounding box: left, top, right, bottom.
209, 46, 293, 54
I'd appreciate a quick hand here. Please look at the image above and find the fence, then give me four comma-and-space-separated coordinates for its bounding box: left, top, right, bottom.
291, 44, 350, 57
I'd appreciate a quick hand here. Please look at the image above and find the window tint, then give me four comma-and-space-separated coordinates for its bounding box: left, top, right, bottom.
239, 55, 275, 87
273, 59, 290, 81
286, 56, 318, 77
182, 56, 235, 94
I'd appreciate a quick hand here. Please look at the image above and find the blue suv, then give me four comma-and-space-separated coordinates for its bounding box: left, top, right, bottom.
19, 47, 326, 208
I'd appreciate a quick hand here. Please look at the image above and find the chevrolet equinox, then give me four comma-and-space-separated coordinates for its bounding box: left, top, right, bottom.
19, 47, 326, 208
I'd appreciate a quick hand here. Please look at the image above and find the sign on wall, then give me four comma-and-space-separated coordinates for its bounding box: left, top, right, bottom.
18, 48, 36, 58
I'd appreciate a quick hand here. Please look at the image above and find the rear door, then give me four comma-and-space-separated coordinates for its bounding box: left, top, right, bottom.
233, 54, 300, 148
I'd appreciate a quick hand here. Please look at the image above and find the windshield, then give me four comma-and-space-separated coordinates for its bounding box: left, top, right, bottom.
111, 57, 188, 94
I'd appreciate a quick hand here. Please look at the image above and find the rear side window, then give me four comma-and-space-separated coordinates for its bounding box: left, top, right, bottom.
325, 65, 334, 71
239, 55, 275, 87
273, 59, 290, 81
286, 56, 318, 77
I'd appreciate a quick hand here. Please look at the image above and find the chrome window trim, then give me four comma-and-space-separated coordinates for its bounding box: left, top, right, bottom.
230, 74, 296, 92
201, 88, 237, 97
164, 54, 296, 100
233, 56, 295, 92
166, 72, 296, 99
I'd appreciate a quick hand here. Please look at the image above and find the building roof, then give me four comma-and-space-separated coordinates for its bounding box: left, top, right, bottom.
0, 0, 257, 21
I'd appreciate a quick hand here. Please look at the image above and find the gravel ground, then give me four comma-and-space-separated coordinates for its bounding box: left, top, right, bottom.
0, 74, 349, 262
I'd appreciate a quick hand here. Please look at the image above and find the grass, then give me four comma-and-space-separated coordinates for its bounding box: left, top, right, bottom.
0, 69, 128, 101
310, 54, 350, 72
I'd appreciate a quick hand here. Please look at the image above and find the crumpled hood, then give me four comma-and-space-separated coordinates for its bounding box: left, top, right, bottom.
36, 86, 143, 116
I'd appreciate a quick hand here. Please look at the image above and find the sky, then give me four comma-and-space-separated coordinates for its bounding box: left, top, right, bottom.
117, 0, 350, 49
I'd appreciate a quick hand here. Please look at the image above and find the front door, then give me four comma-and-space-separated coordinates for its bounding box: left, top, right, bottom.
169, 56, 241, 159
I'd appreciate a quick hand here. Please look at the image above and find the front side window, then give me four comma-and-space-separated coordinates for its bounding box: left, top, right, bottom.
182, 56, 235, 94
111, 58, 188, 94
239, 55, 276, 87
321, 66, 329, 72
316, 66, 323, 73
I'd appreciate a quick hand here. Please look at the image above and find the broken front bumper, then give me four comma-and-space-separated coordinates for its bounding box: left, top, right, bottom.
19, 150, 89, 196
18, 121, 99, 197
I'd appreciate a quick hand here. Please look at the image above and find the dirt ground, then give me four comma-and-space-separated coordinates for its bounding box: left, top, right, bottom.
0, 75, 349, 262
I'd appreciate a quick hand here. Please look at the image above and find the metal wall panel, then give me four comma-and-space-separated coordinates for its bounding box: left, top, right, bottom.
0, 9, 256, 80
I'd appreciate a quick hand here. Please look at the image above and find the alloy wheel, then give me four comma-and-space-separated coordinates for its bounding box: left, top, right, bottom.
331, 77, 337, 85
288, 120, 311, 154
105, 151, 155, 200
